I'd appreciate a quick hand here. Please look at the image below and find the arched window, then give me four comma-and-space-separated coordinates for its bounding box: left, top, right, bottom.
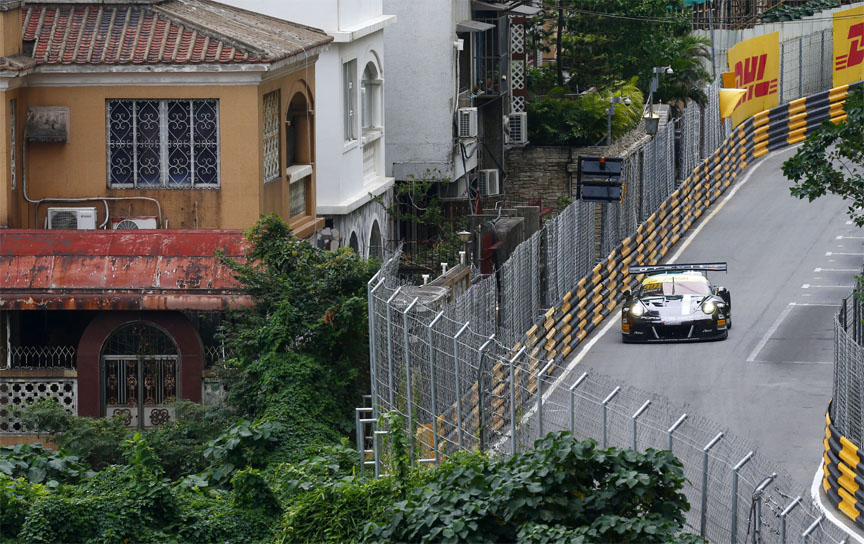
349, 231, 359, 252
286, 93, 311, 167
361, 63, 381, 132
369, 220, 383, 260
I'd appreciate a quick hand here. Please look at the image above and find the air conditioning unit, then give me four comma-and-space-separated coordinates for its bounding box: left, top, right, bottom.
479, 169, 500, 196
457, 107, 478, 138
110, 216, 158, 230
507, 112, 528, 145
46, 207, 97, 230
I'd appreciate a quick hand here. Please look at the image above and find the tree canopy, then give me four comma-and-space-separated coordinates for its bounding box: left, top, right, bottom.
782, 85, 864, 226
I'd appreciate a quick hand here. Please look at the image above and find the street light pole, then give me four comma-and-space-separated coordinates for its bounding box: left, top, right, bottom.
606, 95, 631, 146
645, 66, 672, 137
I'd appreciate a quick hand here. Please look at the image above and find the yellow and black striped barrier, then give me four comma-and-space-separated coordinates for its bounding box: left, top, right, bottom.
823, 405, 864, 528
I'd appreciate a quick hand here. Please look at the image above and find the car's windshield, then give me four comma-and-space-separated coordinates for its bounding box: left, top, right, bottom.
639, 273, 711, 297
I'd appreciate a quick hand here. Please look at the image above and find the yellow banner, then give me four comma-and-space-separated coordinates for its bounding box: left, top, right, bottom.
727, 32, 780, 127
833, 6, 864, 87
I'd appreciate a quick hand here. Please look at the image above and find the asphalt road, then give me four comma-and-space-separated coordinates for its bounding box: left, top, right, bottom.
559, 145, 864, 486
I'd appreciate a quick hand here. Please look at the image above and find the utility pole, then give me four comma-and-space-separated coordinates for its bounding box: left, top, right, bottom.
556, 0, 564, 86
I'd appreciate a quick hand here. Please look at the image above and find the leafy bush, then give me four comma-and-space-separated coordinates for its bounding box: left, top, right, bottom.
364, 431, 700, 544
0, 475, 49, 537
527, 81, 644, 146
195, 419, 283, 487
0, 443, 92, 485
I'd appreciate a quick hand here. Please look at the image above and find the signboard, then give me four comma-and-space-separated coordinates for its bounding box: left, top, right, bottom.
727, 32, 780, 127
576, 156, 623, 203
833, 6, 864, 87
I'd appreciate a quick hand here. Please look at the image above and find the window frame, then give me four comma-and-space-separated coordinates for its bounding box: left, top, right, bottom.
343, 59, 358, 143
262, 90, 281, 184
106, 99, 221, 189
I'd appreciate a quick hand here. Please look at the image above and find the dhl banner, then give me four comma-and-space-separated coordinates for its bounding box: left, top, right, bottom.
833, 6, 864, 87
727, 32, 780, 127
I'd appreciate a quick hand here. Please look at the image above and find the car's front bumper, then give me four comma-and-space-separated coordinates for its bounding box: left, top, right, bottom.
622, 319, 727, 342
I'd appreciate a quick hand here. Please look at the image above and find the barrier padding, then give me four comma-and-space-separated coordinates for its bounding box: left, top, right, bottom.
824, 404, 864, 528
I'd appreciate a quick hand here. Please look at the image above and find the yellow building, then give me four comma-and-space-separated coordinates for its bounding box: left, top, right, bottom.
0, 0, 332, 238
0, 0, 332, 437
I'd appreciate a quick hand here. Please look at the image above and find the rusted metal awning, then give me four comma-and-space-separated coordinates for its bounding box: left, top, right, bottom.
0, 230, 254, 310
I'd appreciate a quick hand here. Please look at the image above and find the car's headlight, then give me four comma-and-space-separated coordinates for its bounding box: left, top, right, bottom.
630, 302, 646, 317
701, 300, 716, 314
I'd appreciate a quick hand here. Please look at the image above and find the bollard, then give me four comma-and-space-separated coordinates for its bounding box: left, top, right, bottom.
509, 347, 527, 455
779, 495, 802, 544
402, 298, 419, 465
355, 407, 364, 466
536, 360, 556, 441
368, 278, 385, 419
476, 335, 495, 451
631, 399, 651, 451
421, 274, 429, 285
601, 386, 621, 449
453, 322, 471, 450
441, 262, 448, 275
801, 514, 824, 544
385, 287, 401, 408
569, 372, 589, 434
424, 311, 445, 465
700, 432, 724, 537
667, 413, 688, 451
730, 451, 754, 543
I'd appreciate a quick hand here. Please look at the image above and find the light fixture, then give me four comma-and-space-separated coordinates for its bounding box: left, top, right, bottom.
457, 230, 471, 244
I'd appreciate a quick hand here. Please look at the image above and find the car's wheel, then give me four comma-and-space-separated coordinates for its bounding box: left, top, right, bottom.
726, 315, 732, 330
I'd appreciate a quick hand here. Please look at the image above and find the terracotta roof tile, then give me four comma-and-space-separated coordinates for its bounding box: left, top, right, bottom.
2, 0, 331, 71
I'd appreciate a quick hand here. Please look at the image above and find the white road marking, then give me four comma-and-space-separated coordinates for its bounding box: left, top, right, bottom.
838, 235, 864, 239
836, 235, 843, 239
826, 251, 832, 256
815, 268, 858, 272
802, 284, 810, 289
751, 359, 833, 365
801, 285, 854, 289
747, 303, 795, 363
847, 220, 854, 225
814, 268, 821, 272
828, 252, 864, 256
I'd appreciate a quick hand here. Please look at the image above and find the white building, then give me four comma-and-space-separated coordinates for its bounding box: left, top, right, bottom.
219, 0, 396, 259
382, 0, 533, 237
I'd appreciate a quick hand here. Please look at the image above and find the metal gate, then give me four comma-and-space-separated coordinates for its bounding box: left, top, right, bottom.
101, 322, 179, 429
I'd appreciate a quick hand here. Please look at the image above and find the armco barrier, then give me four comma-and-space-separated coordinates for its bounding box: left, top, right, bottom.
515, 82, 858, 365
824, 405, 864, 529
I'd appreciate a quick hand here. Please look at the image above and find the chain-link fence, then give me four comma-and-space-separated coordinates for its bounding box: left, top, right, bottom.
369, 262, 847, 542
832, 275, 864, 446
780, 30, 834, 105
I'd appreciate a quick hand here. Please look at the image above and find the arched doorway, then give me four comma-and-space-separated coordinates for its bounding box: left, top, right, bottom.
369, 220, 383, 260
102, 322, 179, 429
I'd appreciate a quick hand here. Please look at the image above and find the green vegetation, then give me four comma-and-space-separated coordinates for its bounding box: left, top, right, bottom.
782, 85, 864, 226
526, 0, 713, 145
757, 0, 839, 23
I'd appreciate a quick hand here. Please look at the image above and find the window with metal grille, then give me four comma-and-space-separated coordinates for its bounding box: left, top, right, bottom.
107, 99, 220, 188
343, 60, 357, 142
263, 91, 281, 183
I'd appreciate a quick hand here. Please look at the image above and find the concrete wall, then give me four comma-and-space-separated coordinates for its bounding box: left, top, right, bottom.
384, 0, 467, 181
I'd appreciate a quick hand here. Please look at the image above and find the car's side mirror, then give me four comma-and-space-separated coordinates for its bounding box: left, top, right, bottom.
716, 286, 731, 305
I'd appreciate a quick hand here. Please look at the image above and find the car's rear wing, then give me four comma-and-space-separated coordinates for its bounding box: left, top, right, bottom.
628, 263, 727, 275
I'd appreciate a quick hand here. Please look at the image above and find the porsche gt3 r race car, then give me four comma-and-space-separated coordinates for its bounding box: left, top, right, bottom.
621, 263, 731, 343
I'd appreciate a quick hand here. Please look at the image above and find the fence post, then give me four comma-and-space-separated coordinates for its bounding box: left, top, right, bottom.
779, 42, 785, 102
476, 335, 496, 451
569, 372, 589, 434
752, 473, 777, 541
700, 432, 724, 537
453, 322, 471, 451
402, 297, 419, 465
601, 386, 621, 449
369, 278, 385, 419
536, 360, 556, 441
820, 31, 826, 88
779, 495, 802, 544
730, 451, 754, 544
631, 400, 652, 450
385, 288, 401, 408
426, 311, 445, 465
798, 38, 803, 98
667, 413, 688, 451
509, 347, 527, 455
801, 514, 824, 543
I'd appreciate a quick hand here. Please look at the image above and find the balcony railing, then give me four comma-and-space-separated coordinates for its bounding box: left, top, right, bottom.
5, 346, 76, 369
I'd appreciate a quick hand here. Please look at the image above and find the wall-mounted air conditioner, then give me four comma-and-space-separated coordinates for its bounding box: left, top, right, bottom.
479, 169, 500, 196
457, 107, 478, 138
46, 207, 97, 230
27, 107, 70, 143
110, 216, 158, 230
507, 112, 528, 145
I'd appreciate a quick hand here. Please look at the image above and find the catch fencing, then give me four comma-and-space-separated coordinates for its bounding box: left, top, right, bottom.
367, 26, 851, 544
